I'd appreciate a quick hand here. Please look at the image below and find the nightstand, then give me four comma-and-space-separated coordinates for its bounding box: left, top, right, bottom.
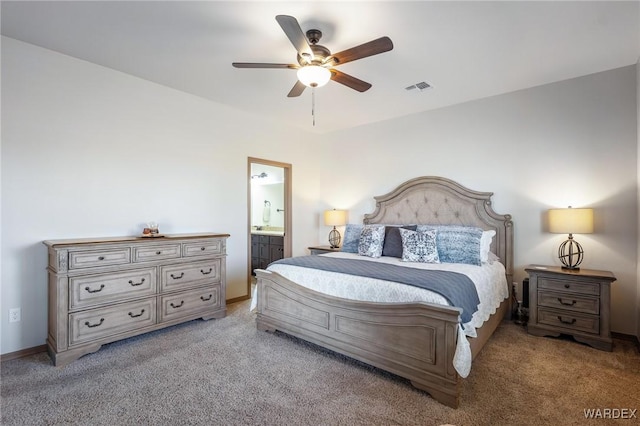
525, 265, 616, 351
308, 245, 341, 255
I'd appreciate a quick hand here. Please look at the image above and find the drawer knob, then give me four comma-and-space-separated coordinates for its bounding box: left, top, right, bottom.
200, 294, 213, 301
170, 301, 185, 309
85, 284, 105, 294
557, 316, 577, 325
201, 247, 206, 251
170, 272, 184, 280
98, 256, 105, 261
156, 251, 162, 255
557, 298, 576, 306
200, 268, 213, 275
128, 309, 145, 318
128, 278, 146, 287
564, 284, 570, 289
84, 318, 105, 328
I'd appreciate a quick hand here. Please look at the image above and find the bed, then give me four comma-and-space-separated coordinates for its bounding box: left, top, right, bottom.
254, 176, 513, 408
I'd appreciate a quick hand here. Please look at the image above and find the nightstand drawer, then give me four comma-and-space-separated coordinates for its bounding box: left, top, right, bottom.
538, 277, 600, 296
537, 308, 599, 335
537, 291, 599, 315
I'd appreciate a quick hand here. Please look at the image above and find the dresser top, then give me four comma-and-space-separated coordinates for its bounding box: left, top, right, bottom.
525, 264, 616, 280
43, 232, 230, 248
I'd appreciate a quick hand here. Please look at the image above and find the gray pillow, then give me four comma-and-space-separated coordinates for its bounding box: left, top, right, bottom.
382, 225, 417, 258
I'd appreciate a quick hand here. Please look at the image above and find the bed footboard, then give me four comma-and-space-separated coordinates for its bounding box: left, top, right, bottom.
255, 269, 463, 408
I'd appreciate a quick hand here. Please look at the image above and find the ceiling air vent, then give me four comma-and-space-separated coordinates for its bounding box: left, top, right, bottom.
405, 81, 432, 92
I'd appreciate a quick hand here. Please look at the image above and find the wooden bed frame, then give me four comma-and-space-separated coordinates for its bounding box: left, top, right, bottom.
255, 176, 513, 408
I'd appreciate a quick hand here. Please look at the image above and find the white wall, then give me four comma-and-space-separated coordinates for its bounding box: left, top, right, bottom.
0, 37, 324, 354
320, 66, 638, 335
2, 36, 638, 355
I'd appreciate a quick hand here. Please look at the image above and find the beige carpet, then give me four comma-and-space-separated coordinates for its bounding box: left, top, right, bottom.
1, 300, 638, 425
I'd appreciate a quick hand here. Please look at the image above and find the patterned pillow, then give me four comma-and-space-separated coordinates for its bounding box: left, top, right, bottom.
399, 228, 440, 263
357, 225, 386, 258
341, 224, 363, 253
416, 225, 483, 266
382, 225, 417, 258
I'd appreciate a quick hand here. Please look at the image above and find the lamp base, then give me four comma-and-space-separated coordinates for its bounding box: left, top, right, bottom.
328, 228, 341, 249
558, 236, 584, 270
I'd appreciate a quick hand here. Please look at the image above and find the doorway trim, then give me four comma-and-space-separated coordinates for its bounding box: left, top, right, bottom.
247, 157, 292, 298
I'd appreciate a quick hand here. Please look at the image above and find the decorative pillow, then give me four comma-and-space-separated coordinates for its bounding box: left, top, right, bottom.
399, 228, 440, 263
487, 251, 500, 264
416, 225, 483, 266
480, 230, 496, 263
341, 224, 363, 253
357, 225, 386, 258
382, 225, 417, 258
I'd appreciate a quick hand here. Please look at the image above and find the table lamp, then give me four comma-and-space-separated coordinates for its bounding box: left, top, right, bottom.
548, 206, 593, 270
324, 209, 347, 248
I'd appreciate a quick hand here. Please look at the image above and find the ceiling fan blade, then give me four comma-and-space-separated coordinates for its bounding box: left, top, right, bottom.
232, 63, 297, 69
287, 80, 307, 98
275, 15, 313, 58
331, 37, 393, 66
330, 70, 372, 92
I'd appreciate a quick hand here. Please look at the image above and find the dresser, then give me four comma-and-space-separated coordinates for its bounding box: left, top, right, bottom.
525, 265, 616, 351
44, 232, 229, 366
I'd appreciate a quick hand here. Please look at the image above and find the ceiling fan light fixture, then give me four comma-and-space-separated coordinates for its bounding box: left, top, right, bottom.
297, 65, 331, 88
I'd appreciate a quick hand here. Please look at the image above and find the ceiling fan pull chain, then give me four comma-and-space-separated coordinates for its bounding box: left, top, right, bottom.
312, 87, 316, 126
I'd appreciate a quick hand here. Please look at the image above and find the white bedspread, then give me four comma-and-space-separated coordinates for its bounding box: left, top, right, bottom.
251, 252, 508, 378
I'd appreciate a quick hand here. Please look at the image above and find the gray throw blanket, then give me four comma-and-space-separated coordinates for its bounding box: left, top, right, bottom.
269, 256, 480, 324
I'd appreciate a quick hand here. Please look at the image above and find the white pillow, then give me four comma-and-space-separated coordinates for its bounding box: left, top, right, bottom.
480, 230, 496, 263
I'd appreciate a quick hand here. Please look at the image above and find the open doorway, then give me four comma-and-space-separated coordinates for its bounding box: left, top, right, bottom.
247, 157, 292, 297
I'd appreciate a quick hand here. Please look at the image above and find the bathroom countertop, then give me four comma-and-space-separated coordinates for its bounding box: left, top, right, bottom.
251, 227, 284, 236
251, 230, 284, 236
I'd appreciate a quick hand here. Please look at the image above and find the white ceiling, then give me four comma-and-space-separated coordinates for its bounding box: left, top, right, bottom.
2, 1, 638, 134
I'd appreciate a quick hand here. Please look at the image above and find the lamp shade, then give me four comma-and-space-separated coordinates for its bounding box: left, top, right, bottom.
548, 208, 593, 234
297, 65, 331, 88
324, 209, 347, 227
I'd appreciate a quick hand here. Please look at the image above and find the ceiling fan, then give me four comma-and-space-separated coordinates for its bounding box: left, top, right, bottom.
232, 15, 393, 97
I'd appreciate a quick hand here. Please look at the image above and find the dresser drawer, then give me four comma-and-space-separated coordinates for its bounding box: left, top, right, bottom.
159, 285, 221, 322
182, 240, 224, 257
538, 277, 600, 296
132, 244, 181, 262
69, 248, 131, 269
69, 298, 156, 345
69, 268, 157, 310
537, 308, 599, 335
160, 259, 221, 292
537, 290, 599, 315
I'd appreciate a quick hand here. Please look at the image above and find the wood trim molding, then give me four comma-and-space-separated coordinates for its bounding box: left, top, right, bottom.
1, 344, 47, 362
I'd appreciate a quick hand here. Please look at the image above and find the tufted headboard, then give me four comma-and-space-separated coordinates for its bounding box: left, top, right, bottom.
363, 176, 514, 285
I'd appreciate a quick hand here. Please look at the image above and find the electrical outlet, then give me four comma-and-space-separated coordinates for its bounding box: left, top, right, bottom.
9, 308, 21, 323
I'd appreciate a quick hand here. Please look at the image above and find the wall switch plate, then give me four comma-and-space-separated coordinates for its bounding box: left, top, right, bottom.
9, 308, 21, 323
